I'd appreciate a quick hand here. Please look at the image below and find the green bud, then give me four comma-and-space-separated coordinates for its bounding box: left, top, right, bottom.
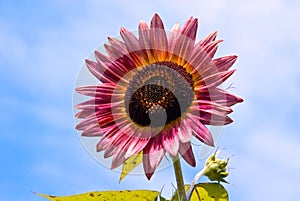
203, 151, 230, 184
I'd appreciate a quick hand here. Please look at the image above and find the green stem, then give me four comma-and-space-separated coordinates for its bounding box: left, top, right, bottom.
172, 155, 187, 201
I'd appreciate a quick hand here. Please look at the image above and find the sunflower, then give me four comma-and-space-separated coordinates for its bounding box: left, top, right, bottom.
75, 13, 243, 180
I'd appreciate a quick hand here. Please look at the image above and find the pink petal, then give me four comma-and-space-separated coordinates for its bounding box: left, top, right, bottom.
111, 150, 126, 169
171, 22, 180, 33
75, 98, 102, 109
143, 135, 165, 180
120, 27, 144, 66
75, 84, 114, 97
195, 31, 217, 48
120, 27, 140, 51
189, 47, 212, 74
179, 142, 196, 167
150, 13, 165, 29
162, 128, 179, 157
150, 14, 168, 61
104, 43, 127, 61
199, 112, 233, 126
170, 35, 195, 66
85, 59, 112, 83
81, 124, 103, 137
188, 115, 214, 146
170, 18, 198, 65
196, 88, 244, 107
96, 125, 123, 152
213, 55, 238, 72
194, 69, 236, 90
168, 22, 180, 51
107, 37, 128, 55
124, 137, 150, 158
178, 121, 192, 143
94, 51, 129, 83
139, 20, 153, 62
193, 100, 233, 115
76, 114, 99, 130
180, 17, 198, 41
203, 39, 223, 58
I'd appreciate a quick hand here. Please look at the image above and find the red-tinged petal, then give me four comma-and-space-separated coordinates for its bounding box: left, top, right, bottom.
107, 37, 138, 71
120, 27, 145, 66
94, 51, 130, 83
188, 115, 214, 146
189, 104, 231, 126
177, 122, 192, 143
104, 132, 131, 158
150, 13, 165, 29
120, 27, 140, 51
104, 43, 127, 61
139, 20, 154, 63
168, 22, 180, 51
189, 47, 212, 74
170, 18, 198, 66
195, 69, 236, 90
180, 17, 193, 35
111, 150, 126, 169
193, 100, 233, 115
195, 31, 217, 48
180, 17, 198, 41
85, 59, 113, 83
81, 124, 103, 137
150, 14, 168, 61
75, 110, 93, 118
75, 84, 116, 97
75, 98, 103, 109
171, 22, 180, 33
124, 137, 150, 159
213, 55, 238, 72
143, 135, 165, 180
107, 37, 128, 54
96, 125, 122, 151
196, 88, 243, 107
203, 40, 223, 58
179, 142, 196, 167
76, 114, 99, 130
162, 128, 179, 157
199, 113, 233, 126
95, 50, 133, 73
170, 34, 195, 66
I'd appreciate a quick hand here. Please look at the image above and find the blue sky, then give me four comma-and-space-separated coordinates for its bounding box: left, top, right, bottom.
1, 0, 300, 200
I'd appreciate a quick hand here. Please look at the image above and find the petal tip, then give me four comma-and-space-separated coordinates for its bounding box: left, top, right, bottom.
145, 171, 154, 180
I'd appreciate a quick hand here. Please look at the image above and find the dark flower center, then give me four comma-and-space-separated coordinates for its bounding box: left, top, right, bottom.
125, 62, 194, 127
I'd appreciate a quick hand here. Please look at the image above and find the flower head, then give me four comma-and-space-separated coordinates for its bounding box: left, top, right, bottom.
75, 13, 243, 179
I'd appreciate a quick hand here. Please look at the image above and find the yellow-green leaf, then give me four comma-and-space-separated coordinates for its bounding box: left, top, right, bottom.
171, 183, 228, 201
37, 190, 159, 201
190, 183, 228, 201
119, 151, 143, 182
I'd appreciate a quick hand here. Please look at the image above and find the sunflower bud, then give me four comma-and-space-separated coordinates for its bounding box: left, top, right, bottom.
203, 151, 229, 183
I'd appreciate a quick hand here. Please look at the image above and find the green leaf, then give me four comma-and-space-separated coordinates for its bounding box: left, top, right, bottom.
119, 151, 143, 182
189, 183, 228, 201
36, 190, 160, 201
171, 183, 228, 201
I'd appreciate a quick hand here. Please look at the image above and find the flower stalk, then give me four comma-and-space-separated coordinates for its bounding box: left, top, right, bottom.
172, 155, 187, 201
